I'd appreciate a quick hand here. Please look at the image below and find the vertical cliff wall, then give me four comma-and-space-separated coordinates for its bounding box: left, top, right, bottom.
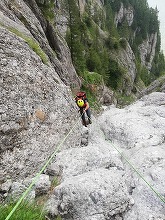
0, 0, 82, 183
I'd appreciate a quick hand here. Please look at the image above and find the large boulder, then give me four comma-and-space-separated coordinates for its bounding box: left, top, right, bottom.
45, 121, 132, 220
46, 168, 132, 220
46, 143, 123, 181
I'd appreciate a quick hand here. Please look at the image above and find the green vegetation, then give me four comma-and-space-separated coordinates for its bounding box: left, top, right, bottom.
109, 0, 122, 12
36, 0, 55, 22
81, 85, 101, 112
81, 71, 103, 86
118, 20, 132, 41
119, 38, 128, 49
0, 200, 61, 220
116, 93, 136, 107
66, 0, 86, 74
56, 215, 62, 220
51, 176, 60, 188
65, 0, 161, 75
106, 36, 119, 50
8, 27, 49, 65
0, 201, 46, 220
25, 38, 49, 65
140, 66, 154, 86
10, 0, 162, 102
80, 71, 102, 111
64, 0, 164, 104
106, 59, 127, 90
151, 51, 165, 78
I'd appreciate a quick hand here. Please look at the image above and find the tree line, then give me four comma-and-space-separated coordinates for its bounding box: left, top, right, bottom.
66, 0, 165, 89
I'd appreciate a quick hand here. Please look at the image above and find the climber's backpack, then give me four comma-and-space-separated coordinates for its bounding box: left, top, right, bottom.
75, 91, 87, 102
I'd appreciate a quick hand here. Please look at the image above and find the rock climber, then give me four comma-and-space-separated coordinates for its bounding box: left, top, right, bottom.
75, 91, 92, 127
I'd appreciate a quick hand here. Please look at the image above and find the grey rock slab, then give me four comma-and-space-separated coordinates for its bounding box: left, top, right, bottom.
99, 92, 165, 149
138, 33, 157, 70
98, 92, 165, 219
0, 179, 12, 193
9, 182, 35, 201
34, 174, 51, 196
46, 143, 123, 182
0, 23, 82, 181
46, 168, 132, 220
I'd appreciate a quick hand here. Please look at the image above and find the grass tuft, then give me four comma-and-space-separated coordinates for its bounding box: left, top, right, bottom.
8, 27, 49, 65
0, 201, 46, 220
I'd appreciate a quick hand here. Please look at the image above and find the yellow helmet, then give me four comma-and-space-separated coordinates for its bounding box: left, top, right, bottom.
77, 99, 84, 107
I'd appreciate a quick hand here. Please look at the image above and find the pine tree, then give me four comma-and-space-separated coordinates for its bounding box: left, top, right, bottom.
67, 0, 85, 73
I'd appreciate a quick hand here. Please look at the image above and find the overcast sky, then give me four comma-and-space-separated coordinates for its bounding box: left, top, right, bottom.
147, 0, 165, 53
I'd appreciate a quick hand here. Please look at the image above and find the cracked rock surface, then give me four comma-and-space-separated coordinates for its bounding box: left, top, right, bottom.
46, 92, 165, 220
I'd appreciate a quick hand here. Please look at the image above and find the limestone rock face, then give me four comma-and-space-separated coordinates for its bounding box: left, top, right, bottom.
9, 182, 35, 201
3, 91, 164, 219
46, 169, 132, 220
110, 43, 136, 95
45, 120, 132, 219
1, 108, 132, 220
0, 0, 80, 88
46, 144, 124, 181
34, 174, 51, 196
54, 1, 68, 37
99, 92, 165, 220
138, 33, 157, 70
0, 0, 164, 219
40, 0, 157, 98
98, 86, 116, 105
78, 0, 104, 15
115, 3, 134, 27
0, 0, 82, 183
118, 43, 136, 82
